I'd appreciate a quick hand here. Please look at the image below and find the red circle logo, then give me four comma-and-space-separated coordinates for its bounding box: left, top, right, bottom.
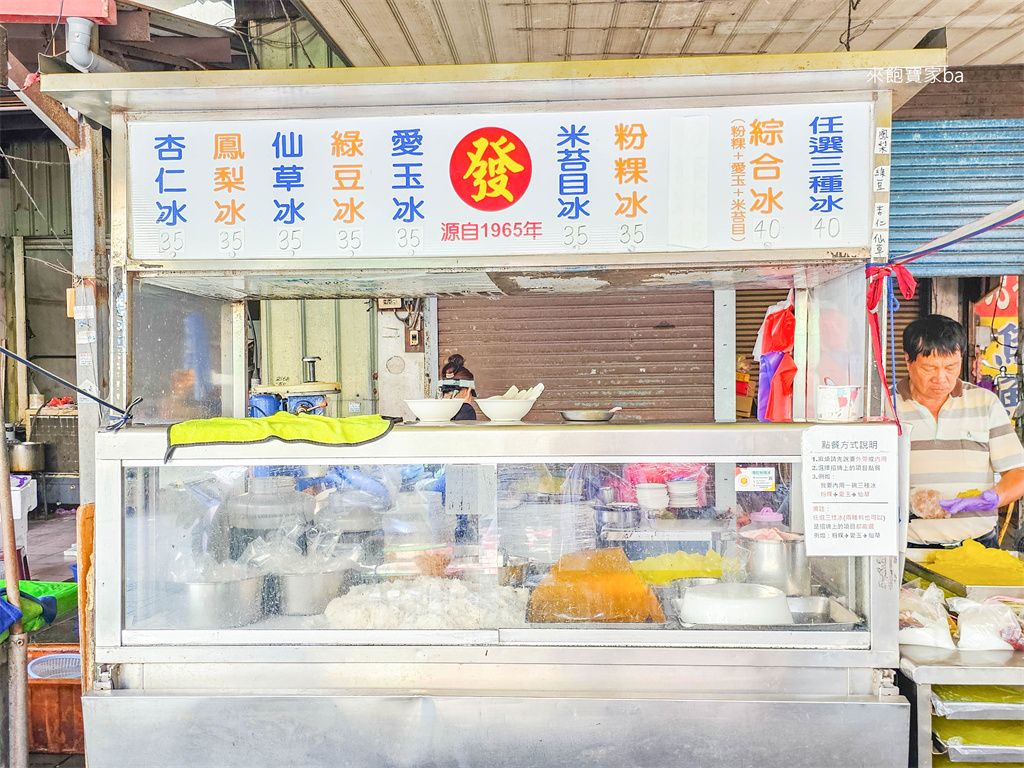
449, 127, 532, 211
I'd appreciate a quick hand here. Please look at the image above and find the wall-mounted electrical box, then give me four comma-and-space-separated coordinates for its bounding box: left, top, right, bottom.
377, 298, 402, 310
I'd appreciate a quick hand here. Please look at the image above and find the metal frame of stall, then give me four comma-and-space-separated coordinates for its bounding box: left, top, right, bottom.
44, 49, 945, 768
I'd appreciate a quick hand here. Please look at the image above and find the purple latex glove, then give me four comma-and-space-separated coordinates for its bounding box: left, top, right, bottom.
938, 490, 1000, 515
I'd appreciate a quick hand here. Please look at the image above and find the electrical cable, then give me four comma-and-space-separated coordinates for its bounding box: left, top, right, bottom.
0, 147, 75, 275
278, 0, 316, 68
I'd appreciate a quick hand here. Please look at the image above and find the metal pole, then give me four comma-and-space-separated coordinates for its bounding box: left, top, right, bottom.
0, 248, 29, 768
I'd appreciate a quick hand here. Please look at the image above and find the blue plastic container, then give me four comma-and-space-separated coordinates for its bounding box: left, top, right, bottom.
248, 393, 281, 418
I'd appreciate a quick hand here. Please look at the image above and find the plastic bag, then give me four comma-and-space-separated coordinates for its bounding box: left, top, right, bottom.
752, 291, 795, 358
899, 582, 955, 649
757, 351, 797, 422
948, 596, 1024, 651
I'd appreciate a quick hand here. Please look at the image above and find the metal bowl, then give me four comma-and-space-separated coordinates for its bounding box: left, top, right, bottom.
179, 576, 265, 628
560, 409, 616, 422
596, 506, 641, 529
270, 571, 349, 615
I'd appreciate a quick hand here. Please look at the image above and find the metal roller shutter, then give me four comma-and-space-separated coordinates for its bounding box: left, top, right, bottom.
437, 291, 714, 423
889, 293, 922, 384
890, 119, 1024, 276
736, 290, 790, 361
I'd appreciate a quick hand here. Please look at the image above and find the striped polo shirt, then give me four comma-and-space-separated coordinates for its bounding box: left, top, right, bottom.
897, 377, 1024, 542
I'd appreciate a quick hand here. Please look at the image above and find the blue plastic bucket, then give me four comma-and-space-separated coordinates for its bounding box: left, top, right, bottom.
248, 393, 281, 418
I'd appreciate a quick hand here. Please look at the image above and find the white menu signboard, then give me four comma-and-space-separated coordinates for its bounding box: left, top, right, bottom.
128, 101, 873, 261
801, 424, 899, 557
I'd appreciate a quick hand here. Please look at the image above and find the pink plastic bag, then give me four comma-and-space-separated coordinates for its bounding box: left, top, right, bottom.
623, 463, 710, 506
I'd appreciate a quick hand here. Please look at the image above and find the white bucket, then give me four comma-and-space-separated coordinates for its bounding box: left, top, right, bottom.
817, 383, 862, 422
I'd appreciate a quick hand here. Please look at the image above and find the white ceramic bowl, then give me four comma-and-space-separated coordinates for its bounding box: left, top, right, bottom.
405, 399, 463, 423
477, 398, 537, 423
674, 582, 794, 626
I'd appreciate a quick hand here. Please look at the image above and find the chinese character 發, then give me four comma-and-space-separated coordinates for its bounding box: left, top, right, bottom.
558, 197, 590, 220
392, 196, 424, 223
749, 119, 783, 146
333, 165, 364, 191
614, 157, 648, 184
392, 129, 424, 156
214, 200, 245, 225
333, 198, 365, 224
613, 123, 647, 151
213, 134, 244, 160
154, 135, 186, 161
272, 132, 303, 158
156, 200, 187, 226
614, 191, 647, 218
463, 136, 525, 202
273, 198, 305, 224
750, 187, 783, 213
331, 130, 364, 158
213, 167, 245, 193
154, 168, 186, 194
272, 164, 304, 191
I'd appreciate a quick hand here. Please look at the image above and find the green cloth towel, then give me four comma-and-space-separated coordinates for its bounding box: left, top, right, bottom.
166, 412, 395, 460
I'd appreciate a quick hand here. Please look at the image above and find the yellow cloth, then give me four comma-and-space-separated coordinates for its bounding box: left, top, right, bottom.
166, 412, 394, 460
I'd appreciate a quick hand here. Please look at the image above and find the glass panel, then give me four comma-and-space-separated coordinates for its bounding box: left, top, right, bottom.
805, 270, 868, 421
131, 281, 238, 423
123, 460, 867, 634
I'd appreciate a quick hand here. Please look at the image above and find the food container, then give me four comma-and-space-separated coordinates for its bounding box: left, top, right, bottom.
179, 576, 264, 628
738, 536, 812, 596
560, 409, 616, 422
596, 506, 641, 530
405, 398, 462, 423
271, 570, 349, 615
816, 381, 862, 422
8, 442, 45, 473
499, 555, 529, 587
477, 397, 537, 423
675, 582, 794, 626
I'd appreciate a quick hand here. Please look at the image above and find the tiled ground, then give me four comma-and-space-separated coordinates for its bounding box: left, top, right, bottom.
26, 514, 79, 584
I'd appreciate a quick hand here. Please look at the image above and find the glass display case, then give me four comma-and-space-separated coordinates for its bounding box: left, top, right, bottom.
120, 456, 870, 643
87, 422, 908, 768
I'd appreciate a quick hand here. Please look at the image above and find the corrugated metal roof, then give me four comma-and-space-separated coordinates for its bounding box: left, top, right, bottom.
890, 118, 1024, 277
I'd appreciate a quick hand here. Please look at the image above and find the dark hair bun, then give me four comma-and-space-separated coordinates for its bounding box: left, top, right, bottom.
446, 354, 465, 370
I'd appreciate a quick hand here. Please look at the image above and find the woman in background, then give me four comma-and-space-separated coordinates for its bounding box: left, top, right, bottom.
439, 354, 477, 421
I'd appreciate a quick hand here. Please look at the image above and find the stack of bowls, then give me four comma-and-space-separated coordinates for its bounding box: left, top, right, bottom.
667, 478, 698, 508
634, 483, 669, 511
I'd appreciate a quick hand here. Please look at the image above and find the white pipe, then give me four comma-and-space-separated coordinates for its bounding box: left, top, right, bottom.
66, 17, 123, 73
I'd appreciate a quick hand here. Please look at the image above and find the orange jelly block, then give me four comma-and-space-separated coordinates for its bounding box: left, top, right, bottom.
528, 548, 666, 623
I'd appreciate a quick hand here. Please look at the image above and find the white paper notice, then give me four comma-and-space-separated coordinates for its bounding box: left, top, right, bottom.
801, 424, 899, 557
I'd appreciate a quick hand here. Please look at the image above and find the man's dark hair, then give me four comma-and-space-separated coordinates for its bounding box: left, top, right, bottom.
903, 314, 967, 362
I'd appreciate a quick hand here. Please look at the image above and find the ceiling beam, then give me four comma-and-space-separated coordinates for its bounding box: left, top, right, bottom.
4, 49, 79, 148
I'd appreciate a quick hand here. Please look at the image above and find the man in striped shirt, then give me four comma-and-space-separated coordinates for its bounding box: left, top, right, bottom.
898, 315, 1024, 547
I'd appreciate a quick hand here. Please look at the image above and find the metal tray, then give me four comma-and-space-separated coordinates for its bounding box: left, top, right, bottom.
904, 551, 1024, 601
676, 596, 864, 631
528, 622, 668, 629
